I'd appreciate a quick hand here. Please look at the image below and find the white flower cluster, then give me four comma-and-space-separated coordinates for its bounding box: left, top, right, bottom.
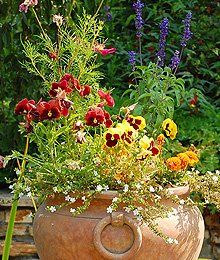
65, 195, 76, 203
167, 238, 179, 245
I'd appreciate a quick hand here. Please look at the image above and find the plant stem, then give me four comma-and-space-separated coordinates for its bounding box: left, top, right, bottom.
2, 196, 18, 260
32, 8, 47, 39
139, 37, 143, 66
2, 135, 30, 260
174, 47, 184, 75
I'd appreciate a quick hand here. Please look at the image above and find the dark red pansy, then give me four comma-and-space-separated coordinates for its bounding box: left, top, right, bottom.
105, 93, 115, 107
49, 80, 72, 98
103, 110, 112, 128
189, 95, 198, 107
151, 146, 160, 156
36, 101, 61, 121
61, 74, 81, 91
98, 90, 115, 107
80, 85, 91, 97
98, 89, 106, 99
85, 107, 105, 127
15, 98, 36, 115
105, 133, 120, 147
48, 99, 69, 117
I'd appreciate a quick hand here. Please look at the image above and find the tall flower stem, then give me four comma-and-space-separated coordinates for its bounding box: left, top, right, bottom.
139, 37, 143, 66
32, 8, 47, 38
173, 47, 184, 75
2, 135, 30, 260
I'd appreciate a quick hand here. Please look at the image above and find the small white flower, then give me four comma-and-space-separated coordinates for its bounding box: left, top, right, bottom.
212, 176, 218, 182
124, 207, 131, 213
106, 206, 113, 214
104, 185, 109, 191
65, 195, 71, 201
133, 209, 139, 216
112, 197, 118, 203
167, 238, 174, 244
96, 185, 103, 192
70, 197, 76, 203
27, 192, 32, 198
16, 169, 21, 175
94, 171, 98, 176
123, 184, 129, 193
70, 208, 76, 213
25, 186, 31, 192
137, 216, 143, 222
117, 180, 122, 184
81, 196, 86, 201
136, 183, 141, 189
216, 170, 219, 174
149, 186, 155, 193
53, 14, 63, 27
179, 199, 185, 205
53, 187, 58, 193
49, 206, 56, 213
63, 191, 68, 195
9, 184, 14, 190
173, 239, 179, 245
19, 192, 24, 198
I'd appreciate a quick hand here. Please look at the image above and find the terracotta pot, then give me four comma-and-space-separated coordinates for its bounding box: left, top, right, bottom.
33, 186, 204, 260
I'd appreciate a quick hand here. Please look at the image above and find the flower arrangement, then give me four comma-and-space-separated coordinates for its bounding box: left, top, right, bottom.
2, 1, 220, 259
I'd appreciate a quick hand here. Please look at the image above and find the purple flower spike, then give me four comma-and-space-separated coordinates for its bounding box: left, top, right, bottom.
133, 0, 145, 38
128, 51, 136, 70
181, 12, 193, 47
169, 51, 180, 70
157, 18, 169, 67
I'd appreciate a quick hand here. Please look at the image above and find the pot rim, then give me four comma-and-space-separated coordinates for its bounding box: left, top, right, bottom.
96, 185, 189, 200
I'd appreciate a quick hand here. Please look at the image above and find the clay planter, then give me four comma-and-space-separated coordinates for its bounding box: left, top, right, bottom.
33, 186, 204, 260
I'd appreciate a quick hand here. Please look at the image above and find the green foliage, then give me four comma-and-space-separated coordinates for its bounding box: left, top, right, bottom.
124, 63, 185, 132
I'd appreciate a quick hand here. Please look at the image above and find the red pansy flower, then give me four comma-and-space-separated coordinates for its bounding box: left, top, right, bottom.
80, 85, 91, 97
61, 74, 81, 91
189, 95, 198, 107
49, 80, 72, 98
103, 110, 113, 128
85, 107, 105, 127
36, 101, 61, 121
105, 132, 120, 147
98, 90, 115, 107
15, 98, 36, 115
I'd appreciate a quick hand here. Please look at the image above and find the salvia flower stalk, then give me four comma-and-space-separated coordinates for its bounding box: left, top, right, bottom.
181, 12, 193, 47
132, 0, 145, 38
157, 18, 169, 67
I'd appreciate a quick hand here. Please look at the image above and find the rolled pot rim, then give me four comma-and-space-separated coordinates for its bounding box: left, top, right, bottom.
96, 185, 190, 200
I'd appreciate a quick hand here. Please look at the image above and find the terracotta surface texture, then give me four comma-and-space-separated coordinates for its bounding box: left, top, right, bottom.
33, 187, 204, 260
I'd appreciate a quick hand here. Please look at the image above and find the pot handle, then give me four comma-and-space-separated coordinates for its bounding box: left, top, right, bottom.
93, 212, 142, 260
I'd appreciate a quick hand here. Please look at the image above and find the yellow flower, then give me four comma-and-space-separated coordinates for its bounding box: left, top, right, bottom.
126, 115, 146, 131
116, 120, 137, 145
166, 157, 182, 171
162, 118, 177, 140
139, 135, 153, 150
184, 151, 199, 166
177, 153, 190, 169
137, 148, 152, 160
104, 127, 123, 147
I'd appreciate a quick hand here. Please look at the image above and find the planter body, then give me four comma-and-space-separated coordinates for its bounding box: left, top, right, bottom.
33, 187, 204, 260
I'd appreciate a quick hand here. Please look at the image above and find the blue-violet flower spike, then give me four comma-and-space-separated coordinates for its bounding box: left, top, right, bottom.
169, 51, 180, 70
157, 18, 169, 67
181, 12, 193, 47
133, 0, 145, 38
128, 51, 136, 70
